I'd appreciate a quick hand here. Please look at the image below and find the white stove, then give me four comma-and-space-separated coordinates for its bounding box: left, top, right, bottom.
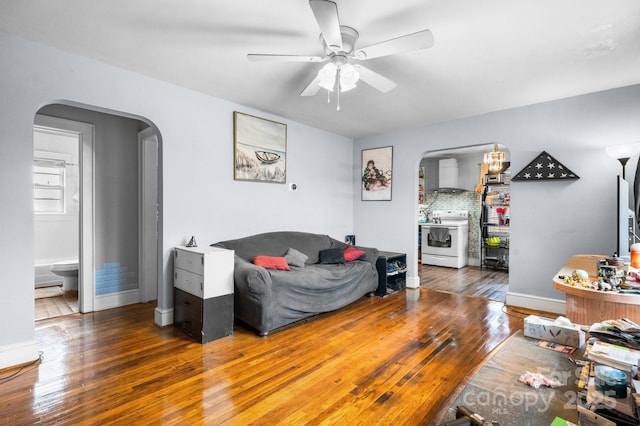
421, 210, 469, 268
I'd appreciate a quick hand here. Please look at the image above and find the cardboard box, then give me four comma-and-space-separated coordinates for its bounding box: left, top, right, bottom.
524, 315, 585, 348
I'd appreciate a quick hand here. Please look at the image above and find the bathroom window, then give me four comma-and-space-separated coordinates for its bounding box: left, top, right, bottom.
33, 125, 79, 218
33, 157, 66, 214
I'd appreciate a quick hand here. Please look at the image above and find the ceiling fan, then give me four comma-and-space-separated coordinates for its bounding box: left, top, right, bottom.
247, 0, 434, 108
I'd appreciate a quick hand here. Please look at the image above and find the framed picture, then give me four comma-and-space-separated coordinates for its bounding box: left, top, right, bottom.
361, 146, 392, 201
234, 111, 287, 183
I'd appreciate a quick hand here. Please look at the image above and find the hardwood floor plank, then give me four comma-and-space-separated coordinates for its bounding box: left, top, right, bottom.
2, 282, 549, 425
419, 264, 508, 302
35, 290, 78, 321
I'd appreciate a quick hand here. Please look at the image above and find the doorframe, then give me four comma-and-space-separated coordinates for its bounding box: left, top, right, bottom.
416, 144, 511, 296
34, 114, 96, 313
138, 127, 159, 303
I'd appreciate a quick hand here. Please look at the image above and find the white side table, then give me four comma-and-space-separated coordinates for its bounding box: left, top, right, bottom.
173, 245, 234, 343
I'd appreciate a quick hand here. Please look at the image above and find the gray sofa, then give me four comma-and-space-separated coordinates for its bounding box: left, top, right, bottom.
213, 231, 379, 336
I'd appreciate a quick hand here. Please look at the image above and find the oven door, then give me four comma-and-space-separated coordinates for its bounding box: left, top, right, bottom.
422, 225, 459, 257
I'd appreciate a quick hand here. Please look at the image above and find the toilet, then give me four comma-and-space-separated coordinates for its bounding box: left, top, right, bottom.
50, 260, 79, 291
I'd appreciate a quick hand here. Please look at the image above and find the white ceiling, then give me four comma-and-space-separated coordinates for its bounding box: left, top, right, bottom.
1, 0, 639, 139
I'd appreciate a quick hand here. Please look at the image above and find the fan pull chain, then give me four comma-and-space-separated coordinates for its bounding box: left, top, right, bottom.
327, 89, 330, 104
336, 68, 341, 111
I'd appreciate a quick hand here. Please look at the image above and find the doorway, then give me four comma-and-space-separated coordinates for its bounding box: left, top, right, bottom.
33, 105, 161, 320
33, 118, 83, 319
417, 143, 510, 302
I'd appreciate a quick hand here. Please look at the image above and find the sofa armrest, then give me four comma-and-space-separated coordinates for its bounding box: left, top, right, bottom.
330, 239, 379, 267
355, 246, 379, 266
234, 255, 273, 295
232, 255, 275, 335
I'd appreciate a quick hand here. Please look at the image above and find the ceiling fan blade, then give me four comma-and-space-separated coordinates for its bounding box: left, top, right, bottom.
354, 29, 434, 60
247, 54, 325, 62
353, 65, 396, 93
309, 0, 343, 52
300, 76, 322, 96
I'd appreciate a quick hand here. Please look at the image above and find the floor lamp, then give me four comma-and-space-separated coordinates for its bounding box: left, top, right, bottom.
606, 142, 640, 179
606, 143, 640, 257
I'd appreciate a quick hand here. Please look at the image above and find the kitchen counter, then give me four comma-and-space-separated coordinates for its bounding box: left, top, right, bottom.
553, 254, 640, 324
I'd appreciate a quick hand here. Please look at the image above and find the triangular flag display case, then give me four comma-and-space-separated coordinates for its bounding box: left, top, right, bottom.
512, 151, 579, 181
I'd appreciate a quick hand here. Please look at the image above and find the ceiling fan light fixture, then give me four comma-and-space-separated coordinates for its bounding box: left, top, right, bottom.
317, 61, 360, 93
248, 1, 435, 101
317, 62, 337, 91
339, 63, 359, 92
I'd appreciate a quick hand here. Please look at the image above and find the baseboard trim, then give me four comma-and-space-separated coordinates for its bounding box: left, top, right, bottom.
506, 291, 566, 315
94, 289, 140, 311
467, 257, 481, 267
0, 339, 39, 371
154, 307, 174, 327
406, 276, 420, 289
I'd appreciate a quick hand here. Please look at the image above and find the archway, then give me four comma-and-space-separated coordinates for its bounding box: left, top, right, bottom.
33, 102, 163, 319
417, 143, 510, 301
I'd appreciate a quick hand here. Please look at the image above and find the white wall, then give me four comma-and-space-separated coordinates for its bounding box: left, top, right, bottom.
355, 84, 640, 311
5, 27, 639, 368
33, 126, 79, 267
0, 32, 354, 369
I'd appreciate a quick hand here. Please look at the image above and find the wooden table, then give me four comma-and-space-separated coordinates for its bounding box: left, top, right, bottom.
553, 254, 640, 325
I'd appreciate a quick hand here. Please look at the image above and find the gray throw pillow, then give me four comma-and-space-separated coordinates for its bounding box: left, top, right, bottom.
284, 247, 308, 267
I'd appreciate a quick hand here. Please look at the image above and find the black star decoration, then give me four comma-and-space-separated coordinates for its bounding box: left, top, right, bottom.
512, 151, 579, 181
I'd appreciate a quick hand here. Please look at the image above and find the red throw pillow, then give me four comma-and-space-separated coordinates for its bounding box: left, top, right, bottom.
343, 246, 366, 262
253, 256, 291, 271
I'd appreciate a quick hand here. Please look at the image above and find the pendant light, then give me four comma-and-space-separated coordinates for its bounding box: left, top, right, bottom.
484, 144, 505, 174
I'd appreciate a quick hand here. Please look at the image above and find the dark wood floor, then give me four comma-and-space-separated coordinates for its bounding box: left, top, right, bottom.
419, 263, 508, 302
3, 285, 549, 425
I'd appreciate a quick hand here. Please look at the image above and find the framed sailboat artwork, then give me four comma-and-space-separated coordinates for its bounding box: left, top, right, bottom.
233, 111, 287, 183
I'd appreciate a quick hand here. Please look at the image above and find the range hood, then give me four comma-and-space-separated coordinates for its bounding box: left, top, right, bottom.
437, 159, 467, 193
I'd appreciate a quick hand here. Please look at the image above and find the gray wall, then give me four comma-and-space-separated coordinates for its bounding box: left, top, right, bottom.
0, 31, 354, 367
354, 84, 640, 310
421, 147, 511, 192
39, 105, 141, 294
